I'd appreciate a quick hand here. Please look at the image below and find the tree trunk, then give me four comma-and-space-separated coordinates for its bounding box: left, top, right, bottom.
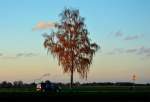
70, 48, 74, 88
70, 68, 73, 88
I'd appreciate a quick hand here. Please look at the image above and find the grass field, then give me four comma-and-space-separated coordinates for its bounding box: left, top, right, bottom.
0, 85, 150, 101
0, 85, 150, 94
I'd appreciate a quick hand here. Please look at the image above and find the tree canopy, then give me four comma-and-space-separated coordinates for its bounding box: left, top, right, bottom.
43, 8, 99, 87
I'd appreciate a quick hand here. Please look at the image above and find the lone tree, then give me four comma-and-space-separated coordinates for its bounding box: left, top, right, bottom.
43, 8, 99, 88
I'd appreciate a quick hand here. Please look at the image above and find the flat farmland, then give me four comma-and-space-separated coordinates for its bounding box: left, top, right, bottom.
0, 86, 150, 101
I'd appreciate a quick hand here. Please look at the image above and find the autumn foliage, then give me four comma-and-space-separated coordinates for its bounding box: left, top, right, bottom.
43, 8, 99, 87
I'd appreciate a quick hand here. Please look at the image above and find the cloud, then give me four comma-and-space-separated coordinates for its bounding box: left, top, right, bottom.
114, 31, 123, 37
126, 48, 137, 53
137, 46, 150, 55
32, 21, 55, 30
125, 46, 150, 56
107, 48, 139, 55
1, 53, 38, 59
16, 53, 37, 57
109, 30, 144, 41
114, 48, 124, 53
107, 46, 150, 59
16, 53, 24, 57
0, 53, 3, 56
146, 53, 150, 56
3, 57, 17, 59
106, 52, 116, 55
139, 48, 150, 60
42, 73, 51, 77
124, 34, 143, 40
106, 48, 124, 55
25, 53, 37, 57
107, 30, 123, 38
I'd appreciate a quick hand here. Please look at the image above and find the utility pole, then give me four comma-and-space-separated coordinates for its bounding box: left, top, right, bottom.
132, 74, 137, 90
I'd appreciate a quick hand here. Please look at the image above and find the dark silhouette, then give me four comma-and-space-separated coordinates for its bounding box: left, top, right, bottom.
13, 81, 23, 88
0, 81, 36, 88
43, 8, 99, 88
0, 81, 150, 88
36, 81, 61, 93
0, 81, 12, 88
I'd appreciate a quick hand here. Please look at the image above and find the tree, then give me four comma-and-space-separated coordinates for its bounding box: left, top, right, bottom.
43, 8, 99, 88
13, 81, 23, 87
0, 81, 12, 88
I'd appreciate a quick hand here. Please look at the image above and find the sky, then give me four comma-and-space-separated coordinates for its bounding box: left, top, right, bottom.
0, 0, 150, 84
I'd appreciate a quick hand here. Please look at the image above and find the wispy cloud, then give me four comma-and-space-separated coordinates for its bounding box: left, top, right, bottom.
16, 53, 24, 57
1, 53, 38, 59
124, 34, 143, 40
126, 48, 137, 53
16, 53, 37, 57
110, 30, 144, 41
146, 53, 150, 57
137, 46, 150, 55
42, 73, 50, 78
114, 30, 123, 37
0, 53, 3, 56
106, 51, 116, 55
106, 48, 124, 55
114, 48, 124, 53
3, 56, 17, 59
109, 30, 123, 38
138, 47, 150, 60
106, 46, 150, 59
32, 21, 55, 30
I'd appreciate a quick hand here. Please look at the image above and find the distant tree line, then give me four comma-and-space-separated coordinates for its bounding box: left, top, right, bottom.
0, 81, 149, 88
0, 81, 35, 88
51, 82, 150, 87
79, 82, 150, 86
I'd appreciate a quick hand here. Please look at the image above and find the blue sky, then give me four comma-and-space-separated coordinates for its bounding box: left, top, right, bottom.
0, 0, 150, 83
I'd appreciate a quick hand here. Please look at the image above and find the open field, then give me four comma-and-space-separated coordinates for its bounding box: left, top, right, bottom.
0, 85, 150, 101
1, 85, 150, 93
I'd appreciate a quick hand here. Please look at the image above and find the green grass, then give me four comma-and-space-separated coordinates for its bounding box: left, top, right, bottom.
0, 87, 36, 93
0, 86, 150, 95
0, 86, 149, 101
61, 85, 150, 92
